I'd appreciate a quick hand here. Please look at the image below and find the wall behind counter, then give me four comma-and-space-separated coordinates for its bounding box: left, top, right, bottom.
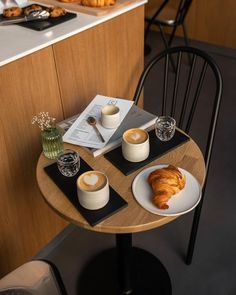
146, 0, 236, 49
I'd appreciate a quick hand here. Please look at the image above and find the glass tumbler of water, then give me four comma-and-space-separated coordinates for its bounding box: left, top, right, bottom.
155, 116, 176, 141
57, 149, 80, 177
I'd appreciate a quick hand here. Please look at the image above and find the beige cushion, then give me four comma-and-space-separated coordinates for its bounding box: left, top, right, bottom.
0, 261, 62, 295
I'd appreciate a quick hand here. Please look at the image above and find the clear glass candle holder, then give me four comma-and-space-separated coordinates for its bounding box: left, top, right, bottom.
57, 149, 80, 177
155, 116, 176, 141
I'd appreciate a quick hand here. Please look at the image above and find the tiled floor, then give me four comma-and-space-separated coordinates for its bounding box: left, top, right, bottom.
36, 32, 236, 295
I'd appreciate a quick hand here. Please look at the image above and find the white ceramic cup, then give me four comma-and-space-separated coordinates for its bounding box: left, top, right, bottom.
77, 171, 109, 210
101, 105, 120, 129
122, 128, 150, 162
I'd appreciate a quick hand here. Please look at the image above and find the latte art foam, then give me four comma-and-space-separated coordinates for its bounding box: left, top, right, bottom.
124, 128, 148, 144
78, 171, 107, 192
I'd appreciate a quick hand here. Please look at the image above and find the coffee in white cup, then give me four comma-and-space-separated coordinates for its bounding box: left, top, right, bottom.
77, 171, 109, 210
122, 128, 150, 162
101, 105, 120, 129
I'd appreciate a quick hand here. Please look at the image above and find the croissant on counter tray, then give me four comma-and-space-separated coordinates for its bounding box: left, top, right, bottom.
148, 165, 186, 209
78, 0, 116, 7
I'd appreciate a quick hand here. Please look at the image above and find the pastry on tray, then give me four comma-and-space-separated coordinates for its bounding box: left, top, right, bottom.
148, 165, 186, 209
3, 6, 22, 17
78, 0, 116, 7
2, 4, 67, 19
59, 0, 79, 3
49, 6, 66, 18
23, 4, 43, 15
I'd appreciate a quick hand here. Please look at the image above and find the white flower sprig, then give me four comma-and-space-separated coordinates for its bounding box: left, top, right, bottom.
32, 112, 56, 131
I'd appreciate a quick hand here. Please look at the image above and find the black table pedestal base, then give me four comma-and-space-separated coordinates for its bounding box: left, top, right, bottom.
77, 247, 171, 295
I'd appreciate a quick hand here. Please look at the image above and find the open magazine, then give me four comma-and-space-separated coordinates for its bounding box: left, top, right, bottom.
62, 95, 134, 149
58, 104, 157, 157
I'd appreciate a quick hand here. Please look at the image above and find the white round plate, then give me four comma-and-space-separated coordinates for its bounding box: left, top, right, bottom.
132, 164, 202, 216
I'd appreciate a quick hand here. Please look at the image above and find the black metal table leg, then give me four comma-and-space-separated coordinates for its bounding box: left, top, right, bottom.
116, 233, 133, 294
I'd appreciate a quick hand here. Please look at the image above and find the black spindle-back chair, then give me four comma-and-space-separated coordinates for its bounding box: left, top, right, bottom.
133, 46, 223, 264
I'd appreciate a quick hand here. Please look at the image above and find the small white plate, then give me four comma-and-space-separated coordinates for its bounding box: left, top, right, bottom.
132, 164, 202, 216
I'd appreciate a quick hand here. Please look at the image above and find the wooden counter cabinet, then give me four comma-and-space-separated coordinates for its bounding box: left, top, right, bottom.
53, 6, 144, 117
0, 47, 67, 277
0, 5, 144, 276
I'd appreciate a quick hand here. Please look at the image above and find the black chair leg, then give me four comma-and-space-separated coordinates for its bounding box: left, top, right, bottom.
145, 43, 152, 56
159, 25, 176, 71
168, 25, 178, 47
144, 0, 169, 56
144, 18, 152, 56
182, 22, 190, 46
159, 24, 169, 50
186, 198, 204, 264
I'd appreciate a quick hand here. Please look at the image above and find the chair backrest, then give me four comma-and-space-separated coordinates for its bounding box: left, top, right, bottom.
0, 260, 67, 295
133, 46, 223, 178
150, 0, 193, 26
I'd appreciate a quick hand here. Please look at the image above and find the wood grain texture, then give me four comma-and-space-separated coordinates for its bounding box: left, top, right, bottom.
37, 137, 205, 234
146, 0, 236, 48
0, 6, 145, 276
0, 48, 67, 277
53, 6, 144, 118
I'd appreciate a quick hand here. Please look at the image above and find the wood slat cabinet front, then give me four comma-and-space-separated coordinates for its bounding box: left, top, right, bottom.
53, 6, 144, 118
0, 6, 145, 276
0, 47, 67, 277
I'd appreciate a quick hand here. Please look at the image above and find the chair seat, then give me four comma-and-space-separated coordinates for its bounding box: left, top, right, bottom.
152, 18, 176, 26
0, 261, 63, 295
146, 7, 177, 27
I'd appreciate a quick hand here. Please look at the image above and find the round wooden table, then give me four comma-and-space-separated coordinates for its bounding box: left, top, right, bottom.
37, 138, 205, 294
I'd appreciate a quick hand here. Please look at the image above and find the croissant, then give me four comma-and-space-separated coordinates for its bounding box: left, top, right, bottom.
148, 165, 186, 209
78, 0, 116, 7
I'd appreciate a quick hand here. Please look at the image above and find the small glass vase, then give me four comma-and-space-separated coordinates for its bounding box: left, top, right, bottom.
41, 127, 64, 159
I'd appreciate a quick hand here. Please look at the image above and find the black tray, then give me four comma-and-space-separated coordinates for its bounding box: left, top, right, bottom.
0, 4, 77, 31
44, 158, 128, 226
104, 129, 190, 176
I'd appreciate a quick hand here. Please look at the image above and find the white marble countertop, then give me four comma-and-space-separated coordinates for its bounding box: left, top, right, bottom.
0, 0, 147, 67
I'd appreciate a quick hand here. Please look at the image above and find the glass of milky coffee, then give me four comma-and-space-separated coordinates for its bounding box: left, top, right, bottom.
77, 171, 109, 210
122, 128, 150, 162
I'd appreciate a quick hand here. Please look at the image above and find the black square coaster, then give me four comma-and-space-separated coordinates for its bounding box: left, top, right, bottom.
44, 158, 127, 226
104, 129, 190, 176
